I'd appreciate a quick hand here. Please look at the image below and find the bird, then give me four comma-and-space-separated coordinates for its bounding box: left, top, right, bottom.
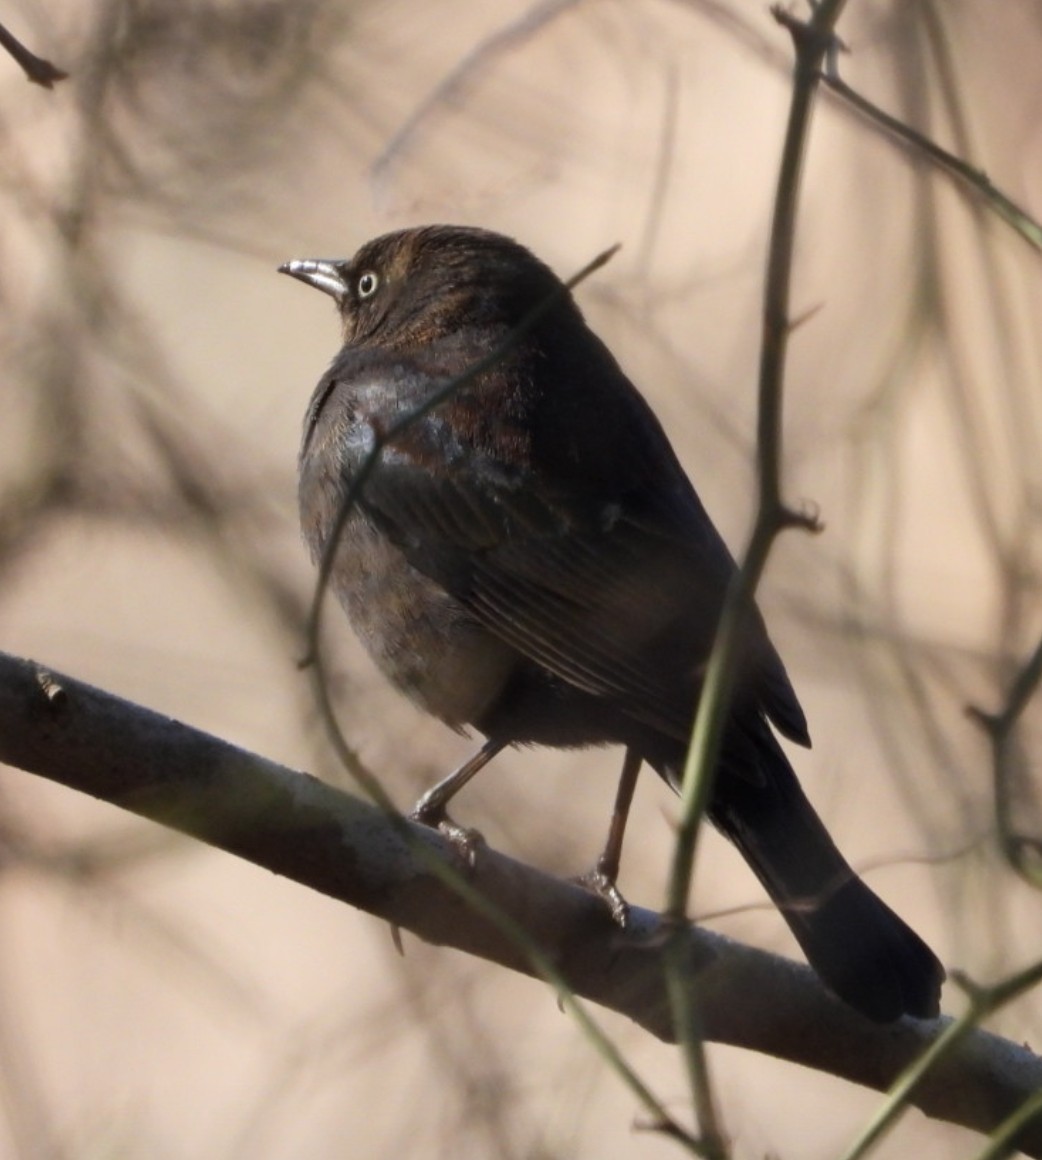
280, 224, 944, 1022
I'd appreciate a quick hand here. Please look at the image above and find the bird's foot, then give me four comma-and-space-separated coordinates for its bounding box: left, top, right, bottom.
574, 867, 630, 928
409, 801, 486, 870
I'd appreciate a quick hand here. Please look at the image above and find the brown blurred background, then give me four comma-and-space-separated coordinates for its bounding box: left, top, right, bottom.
1, 1, 1041, 1156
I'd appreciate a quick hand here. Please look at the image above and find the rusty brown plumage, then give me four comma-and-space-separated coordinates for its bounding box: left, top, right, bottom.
282, 225, 944, 1022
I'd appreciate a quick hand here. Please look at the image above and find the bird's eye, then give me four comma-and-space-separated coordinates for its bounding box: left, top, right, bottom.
357, 271, 379, 299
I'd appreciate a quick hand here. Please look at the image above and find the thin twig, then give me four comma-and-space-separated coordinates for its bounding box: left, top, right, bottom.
662, 3, 845, 1153
967, 632, 1042, 888
823, 73, 1042, 254
0, 19, 67, 88
839, 961, 1042, 1160
372, 0, 579, 187
671, 1, 1042, 254
970, 1085, 1042, 1160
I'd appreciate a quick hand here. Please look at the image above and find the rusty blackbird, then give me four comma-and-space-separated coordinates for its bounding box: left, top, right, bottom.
281, 225, 944, 1022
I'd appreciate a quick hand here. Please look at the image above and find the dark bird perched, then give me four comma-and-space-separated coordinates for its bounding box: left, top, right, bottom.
281, 225, 944, 1023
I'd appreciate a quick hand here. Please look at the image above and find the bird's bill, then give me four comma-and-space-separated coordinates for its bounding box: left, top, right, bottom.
278, 258, 349, 302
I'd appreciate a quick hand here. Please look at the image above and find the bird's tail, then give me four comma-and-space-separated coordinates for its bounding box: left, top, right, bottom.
659, 726, 944, 1023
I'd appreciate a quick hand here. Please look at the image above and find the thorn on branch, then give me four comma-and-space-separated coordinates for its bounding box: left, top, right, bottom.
633, 1115, 671, 1134
780, 502, 823, 534
633, 1114, 704, 1153
770, 5, 816, 49
771, 4, 848, 69
789, 302, 825, 333
965, 704, 1001, 736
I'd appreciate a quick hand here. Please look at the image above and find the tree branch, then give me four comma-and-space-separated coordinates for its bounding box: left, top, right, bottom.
0, 650, 1039, 1151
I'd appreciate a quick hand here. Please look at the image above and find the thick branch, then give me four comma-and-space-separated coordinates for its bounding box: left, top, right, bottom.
0, 651, 1038, 1150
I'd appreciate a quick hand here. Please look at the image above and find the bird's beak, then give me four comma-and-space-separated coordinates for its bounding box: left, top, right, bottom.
278, 258, 349, 303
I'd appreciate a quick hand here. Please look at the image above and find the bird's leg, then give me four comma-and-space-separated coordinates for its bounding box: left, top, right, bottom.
410, 738, 505, 864
576, 747, 642, 927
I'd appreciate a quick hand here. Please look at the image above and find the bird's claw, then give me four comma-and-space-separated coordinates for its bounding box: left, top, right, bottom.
409, 803, 486, 871
574, 868, 630, 928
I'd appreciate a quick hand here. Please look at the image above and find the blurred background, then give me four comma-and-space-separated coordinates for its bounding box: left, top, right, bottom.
1, 0, 1040, 1156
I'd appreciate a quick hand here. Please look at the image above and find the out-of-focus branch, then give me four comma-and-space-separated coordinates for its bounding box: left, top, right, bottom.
1, 650, 1041, 1151
662, 3, 842, 1148
968, 633, 1042, 888
0, 19, 67, 88
371, 0, 579, 187
671, 2, 1042, 253
823, 73, 1042, 254
840, 961, 1042, 1160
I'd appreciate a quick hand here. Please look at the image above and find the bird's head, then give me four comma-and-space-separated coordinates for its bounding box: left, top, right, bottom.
279, 225, 579, 350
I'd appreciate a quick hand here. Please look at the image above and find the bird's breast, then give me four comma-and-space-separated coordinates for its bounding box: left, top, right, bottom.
298, 445, 516, 730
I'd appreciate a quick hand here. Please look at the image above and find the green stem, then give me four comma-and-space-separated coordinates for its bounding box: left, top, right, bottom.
662, 2, 847, 1150
839, 960, 1042, 1160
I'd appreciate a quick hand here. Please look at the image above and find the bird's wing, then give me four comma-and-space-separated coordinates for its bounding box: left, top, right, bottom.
346, 378, 808, 748
364, 460, 698, 738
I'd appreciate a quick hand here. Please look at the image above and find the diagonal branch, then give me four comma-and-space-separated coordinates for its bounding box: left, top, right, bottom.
0, 650, 1040, 1151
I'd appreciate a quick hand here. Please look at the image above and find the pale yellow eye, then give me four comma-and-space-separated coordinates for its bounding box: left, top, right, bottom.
357, 271, 379, 298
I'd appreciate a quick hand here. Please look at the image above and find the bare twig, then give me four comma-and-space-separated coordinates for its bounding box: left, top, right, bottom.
0, 19, 67, 88
839, 963, 1042, 1160
968, 633, 1042, 888
372, 0, 579, 186
671, 1, 1042, 254
662, 3, 842, 1150
823, 73, 1042, 254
